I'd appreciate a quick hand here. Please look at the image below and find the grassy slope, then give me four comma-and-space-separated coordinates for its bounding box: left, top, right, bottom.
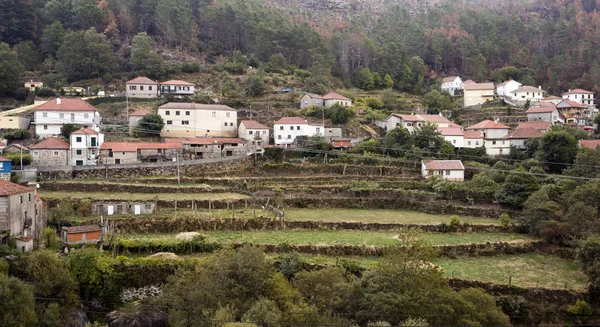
284, 209, 500, 225
122, 230, 536, 247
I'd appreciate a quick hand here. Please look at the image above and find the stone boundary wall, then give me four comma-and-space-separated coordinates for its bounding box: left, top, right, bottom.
39, 182, 233, 194
91, 217, 512, 234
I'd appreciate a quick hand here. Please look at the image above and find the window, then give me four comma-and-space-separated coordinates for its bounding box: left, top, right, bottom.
224, 122, 228, 126
475, 141, 479, 145
316, 127, 321, 133
445, 170, 451, 175
262, 131, 266, 135
452, 139, 456, 144
492, 141, 497, 145
278, 135, 281, 139
19, 196, 22, 204
129, 85, 137, 90
468, 141, 472, 146
43, 124, 48, 130
226, 112, 231, 117
296, 126, 301, 130
28, 194, 31, 201
33, 151, 39, 156
249, 131, 253, 135
84, 113, 88, 119
140, 86, 144, 91
182, 121, 189, 125
145, 204, 152, 210
165, 111, 170, 115
290, 126, 293, 130
230, 122, 233, 126
76, 150, 82, 155
76, 137, 82, 142
43, 112, 47, 117
175, 111, 180, 116
149, 86, 153, 91
186, 111, 190, 116
279, 126, 283, 130
166, 120, 172, 125
287, 135, 291, 139
212, 112, 216, 117
53, 151, 59, 156
60, 113, 64, 119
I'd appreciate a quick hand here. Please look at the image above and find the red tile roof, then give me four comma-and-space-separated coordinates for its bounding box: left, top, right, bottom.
274, 117, 307, 125
464, 82, 494, 90
6, 144, 29, 151
71, 128, 99, 135
323, 91, 351, 101
419, 114, 451, 124
100, 142, 182, 152
126, 76, 157, 85
63, 225, 102, 233
527, 106, 556, 114
0, 180, 33, 196
579, 140, 600, 149
35, 98, 98, 112
543, 96, 562, 100
391, 114, 422, 122
516, 122, 551, 131
512, 86, 544, 93
0, 155, 11, 162
466, 120, 510, 130
158, 103, 234, 111
240, 120, 268, 129
563, 89, 594, 95
437, 127, 464, 136
160, 80, 194, 86
422, 160, 464, 170
130, 108, 153, 117
506, 128, 543, 139
464, 130, 484, 139
304, 93, 323, 99
558, 99, 587, 108
463, 80, 476, 84
0, 141, 5, 146
30, 137, 70, 149
165, 137, 246, 145
442, 76, 458, 83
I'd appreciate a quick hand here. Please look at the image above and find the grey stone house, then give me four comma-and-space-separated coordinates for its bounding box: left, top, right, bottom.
30, 137, 70, 167
299, 94, 324, 108
92, 201, 156, 215
0, 180, 45, 251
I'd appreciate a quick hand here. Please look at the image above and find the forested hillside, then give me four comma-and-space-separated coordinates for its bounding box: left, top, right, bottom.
1, 0, 600, 98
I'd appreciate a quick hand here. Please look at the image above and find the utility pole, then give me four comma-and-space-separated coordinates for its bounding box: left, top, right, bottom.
19, 147, 23, 170
176, 151, 181, 186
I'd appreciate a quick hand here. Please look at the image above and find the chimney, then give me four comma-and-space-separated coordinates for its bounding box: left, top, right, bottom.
439, 112, 443, 117
56, 98, 61, 105
569, 89, 571, 92
494, 117, 499, 123
538, 86, 541, 89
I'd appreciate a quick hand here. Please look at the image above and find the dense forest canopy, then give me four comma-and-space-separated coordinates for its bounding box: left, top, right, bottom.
2, 0, 600, 95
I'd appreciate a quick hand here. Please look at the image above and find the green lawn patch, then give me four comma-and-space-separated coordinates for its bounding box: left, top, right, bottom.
39, 191, 250, 201
285, 209, 500, 225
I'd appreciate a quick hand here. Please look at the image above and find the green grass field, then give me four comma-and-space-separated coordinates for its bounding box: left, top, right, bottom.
285, 209, 500, 225
290, 253, 586, 291
121, 230, 536, 247
39, 191, 249, 201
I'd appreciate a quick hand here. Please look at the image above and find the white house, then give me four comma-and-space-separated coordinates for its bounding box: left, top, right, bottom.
126, 76, 158, 98
379, 113, 452, 134
505, 128, 543, 149
526, 105, 562, 124
238, 120, 270, 149
160, 80, 195, 97
463, 130, 484, 148
562, 89, 594, 106
466, 120, 511, 156
34, 98, 101, 138
509, 86, 544, 103
437, 127, 464, 148
70, 128, 104, 166
496, 80, 522, 97
323, 92, 352, 107
421, 160, 465, 182
158, 103, 237, 138
463, 82, 495, 107
441, 76, 463, 96
273, 117, 323, 146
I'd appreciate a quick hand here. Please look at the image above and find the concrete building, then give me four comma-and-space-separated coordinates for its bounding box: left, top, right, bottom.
24, 81, 43, 92
437, 127, 464, 148
300, 94, 324, 108
160, 80, 195, 96
128, 108, 153, 135
166, 137, 248, 159
323, 92, 352, 107
92, 202, 156, 215
70, 128, 104, 166
126, 76, 159, 98
99, 142, 183, 164
30, 137, 70, 167
379, 113, 452, 134
465, 120, 511, 156
0, 116, 30, 130
463, 82, 495, 107
505, 128, 543, 149
496, 80, 522, 97
526, 105, 562, 124
463, 130, 484, 148
61, 225, 102, 245
509, 86, 544, 103
238, 120, 269, 149
556, 100, 589, 125
33, 98, 101, 138
441, 76, 463, 96
158, 103, 237, 138
421, 160, 465, 182
273, 117, 324, 146
562, 89, 594, 106
0, 180, 45, 251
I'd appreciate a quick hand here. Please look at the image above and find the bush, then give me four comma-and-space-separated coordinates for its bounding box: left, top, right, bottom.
3, 129, 30, 140
500, 213, 511, 228
294, 69, 311, 78
4, 153, 32, 166
181, 62, 201, 73
365, 97, 384, 109
36, 87, 56, 97
449, 215, 461, 230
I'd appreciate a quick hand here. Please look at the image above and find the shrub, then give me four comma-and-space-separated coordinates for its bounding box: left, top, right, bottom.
3, 129, 30, 140
41, 227, 57, 248
449, 215, 461, 230
500, 213, 511, 228
36, 87, 56, 97
181, 62, 201, 73
365, 97, 384, 109
4, 153, 32, 166
294, 69, 311, 78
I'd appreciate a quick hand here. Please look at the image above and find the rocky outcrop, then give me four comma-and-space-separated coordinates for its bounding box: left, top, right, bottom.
106, 308, 168, 327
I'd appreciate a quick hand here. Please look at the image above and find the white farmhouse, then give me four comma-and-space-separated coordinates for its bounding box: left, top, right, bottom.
496, 80, 522, 97
463, 130, 484, 148
421, 160, 465, 182
437, 127, 464, 148
441, 76, 463, 96
505, 128, 543, 149
273, 117, 323, 146
562, 89, 594, 106
158, 103, 237, 138
160, 80, 195, 97
379, 114, 452, 134
509, 85, 544, 103
465, 120, 511, 156
70, 128, 104, 166
126, 76, 158, 98
323, 92, 352, 107
34, 98, 101, 138
238, 120, 270, 148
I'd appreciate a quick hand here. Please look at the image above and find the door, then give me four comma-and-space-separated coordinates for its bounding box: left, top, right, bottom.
91, 137, 97, 147
134, 205, 141, 215
107, 205, 114, 215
